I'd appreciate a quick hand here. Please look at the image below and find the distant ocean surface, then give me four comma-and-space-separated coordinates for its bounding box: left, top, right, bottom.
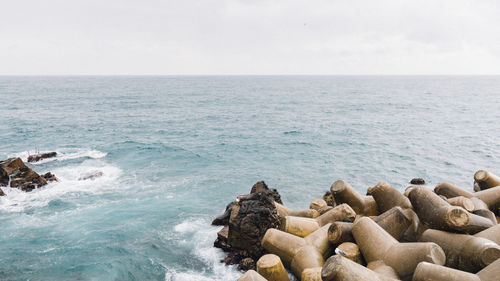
1, 76, 500, 280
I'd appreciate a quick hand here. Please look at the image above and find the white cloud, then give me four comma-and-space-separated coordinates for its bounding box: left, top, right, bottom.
0, 0, 499, 74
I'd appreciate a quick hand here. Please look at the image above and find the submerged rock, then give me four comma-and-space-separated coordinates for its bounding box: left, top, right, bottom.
0, 188, 5, 196
27, 152, 57, 163
213, 181, 282, 270
41, 172, 58, 182
410, 178, 426, 185
0, 157, 55, 192
78, 171, 103, 181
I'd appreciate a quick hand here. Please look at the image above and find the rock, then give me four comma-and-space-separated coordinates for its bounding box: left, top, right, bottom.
410, 178, 426, 185
212, 202, 235, 226
323, 191, 336, 206
238, 258, 256, 271
250, 181, 283, 204
0, 158, 48, 192
0, 188, 5, 196
214, 226, 230, 251
227, 190, 281, 261
41, 172, 58, 182
214, 181, 283, 271
78, 171, 103, 181
27, 152, 57, 163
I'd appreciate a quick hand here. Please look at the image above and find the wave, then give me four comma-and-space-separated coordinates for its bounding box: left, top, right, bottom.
0, 159, 121, 213
8, 148, 107, 165
162, 219, 241, 281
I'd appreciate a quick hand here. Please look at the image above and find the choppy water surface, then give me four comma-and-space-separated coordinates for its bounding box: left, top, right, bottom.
1, 76, 499, 280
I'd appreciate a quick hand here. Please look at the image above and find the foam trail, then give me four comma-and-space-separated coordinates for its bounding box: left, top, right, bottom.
0, 159, 121, 213
9, 148, 107, 165
166, 219, 241, 281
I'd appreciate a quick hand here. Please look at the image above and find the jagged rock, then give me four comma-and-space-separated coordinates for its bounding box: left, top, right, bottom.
214, 226, 230, 251
78, 171, 103, 181
214, 181, 282, 271
212, 202, 235, 226
410, 178, 426, 185
41, 172, 58, 182
0, 157, 51, 192
27, 152, 57, 163
227, 188, 281, 263
238, 258, 256, 271
0, 188, 5, 196
250, 181, 282, 204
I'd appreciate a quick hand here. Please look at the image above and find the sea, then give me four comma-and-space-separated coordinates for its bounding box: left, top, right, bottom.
0, 76, 499, 280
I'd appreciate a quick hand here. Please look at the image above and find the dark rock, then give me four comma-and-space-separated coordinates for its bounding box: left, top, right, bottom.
323, 191, 336, 206
221, 252, 242, 265
250, 181, 283, 204
227, 188, 281, 261
212, 202, 235, 226
410, 178, 426, 185
214, 226, 230, 251
27, 152, 57, 163
0, 157, 49, 192
237, 258, 256, 271
0, 188, 5, 196
214, 181, 282, 271
78, 171, 103, 181
41, 172, 58, 182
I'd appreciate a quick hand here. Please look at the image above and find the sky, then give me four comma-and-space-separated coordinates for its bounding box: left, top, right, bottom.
1, 0, 500, 75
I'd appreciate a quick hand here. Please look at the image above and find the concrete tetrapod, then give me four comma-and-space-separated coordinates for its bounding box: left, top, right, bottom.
261, 223, 332, 278
335, 242, 363, 264
301, 267, 322, 281
275, 202, 319, 218
330, 180, 379, 216
352, 217, 445, 279
256, 254, 290, 281
280, 203, 356, 237
474, 170, 500, 191
435, 183, 500, 213
367, 260, 400, 280
321, 255, 398, 281
328, 206, 413, 245
474, 224, 500, 245
373, 206, 412, 241
238, 270, 267, 281
367, 181, 412, 213
309, 199, 327, 211
328, 222, 353, 244
412, 258, 500, 281
419, 229, 500, 272
443, 195, 475, 212
408, 186, 494, 234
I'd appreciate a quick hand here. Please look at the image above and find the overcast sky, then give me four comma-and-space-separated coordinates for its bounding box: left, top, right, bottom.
1, 0, 499, 75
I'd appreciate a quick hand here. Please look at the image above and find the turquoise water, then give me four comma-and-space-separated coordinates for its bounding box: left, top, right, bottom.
1, 76, 500, 280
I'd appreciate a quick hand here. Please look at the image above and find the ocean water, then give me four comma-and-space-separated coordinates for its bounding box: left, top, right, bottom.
1, 76, 499, 280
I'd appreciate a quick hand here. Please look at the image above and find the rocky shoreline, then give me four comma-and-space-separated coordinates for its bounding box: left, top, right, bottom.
0, 154, 58, 195
212, 172, 500, 280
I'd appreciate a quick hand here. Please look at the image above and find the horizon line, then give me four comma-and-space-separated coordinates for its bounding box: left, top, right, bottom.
1, 74, 500, 77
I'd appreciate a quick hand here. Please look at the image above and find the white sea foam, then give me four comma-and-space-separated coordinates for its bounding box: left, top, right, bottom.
8, 148, 107, 165
165, 219, 241, 281
0, 158, 121, 213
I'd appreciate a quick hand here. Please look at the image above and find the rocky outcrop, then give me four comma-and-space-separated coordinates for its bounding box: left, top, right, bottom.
213, 181, 282, 271
41, 172, 58, 182
0, 157, 56, 192
27, 152, 57, 163
410, 178, 426, 185
78, 171, 103, 181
